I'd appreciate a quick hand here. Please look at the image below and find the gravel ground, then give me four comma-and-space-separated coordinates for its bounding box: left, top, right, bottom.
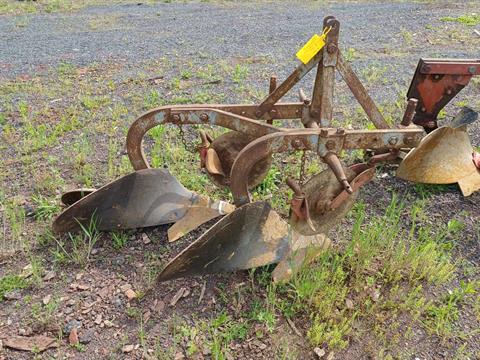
1, 1, 478, 77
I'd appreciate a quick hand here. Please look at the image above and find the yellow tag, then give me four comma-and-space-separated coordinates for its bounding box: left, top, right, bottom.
295, 27, 331, 65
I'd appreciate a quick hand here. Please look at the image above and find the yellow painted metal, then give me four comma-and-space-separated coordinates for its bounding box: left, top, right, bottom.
397, 126, 480, 196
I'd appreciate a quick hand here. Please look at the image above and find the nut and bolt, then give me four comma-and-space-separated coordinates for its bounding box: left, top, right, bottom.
433, 74, 441, 80
320, 129, 329, 137
172, 114, 180, 122
468, 66, 476, 74
200, 113, 209, 121
420, 107, 426, 112
326, 140, 336, 150
291, 139, 303, 149
388, 137, 398, 145
446, 89, 452, 95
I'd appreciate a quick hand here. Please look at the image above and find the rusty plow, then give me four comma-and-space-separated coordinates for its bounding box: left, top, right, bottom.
54, 16, 479, 284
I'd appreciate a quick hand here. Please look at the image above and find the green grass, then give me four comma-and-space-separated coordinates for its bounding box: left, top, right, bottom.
268, 196, 464, 351
0, 274, 28, 300
441, 14, 480, 26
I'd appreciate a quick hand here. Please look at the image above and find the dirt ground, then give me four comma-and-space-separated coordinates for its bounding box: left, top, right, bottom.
0, 1, 479, 359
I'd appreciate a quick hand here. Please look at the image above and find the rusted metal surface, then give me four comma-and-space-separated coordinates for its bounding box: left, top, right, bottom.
330, 166, 375, 210
397, 126, 480, 196
157, 202, 290, 282
290, 166, 359, 236
126, 107, 287, 170
167, 197, 235, 242
401, 98, 419, 127
419, 59, 479, 75
318, 17, 339, 126
337, 53, 389, 129
407, 59, 478, 130
207, 131, 273, 189
229, 128, 424, 206
53, 169, 195, 234
61, 189, 95, 207
272, 232, 331, 283
255, 52, 324, 118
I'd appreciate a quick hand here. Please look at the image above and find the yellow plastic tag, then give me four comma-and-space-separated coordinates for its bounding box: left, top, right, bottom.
295, 27, 331, 65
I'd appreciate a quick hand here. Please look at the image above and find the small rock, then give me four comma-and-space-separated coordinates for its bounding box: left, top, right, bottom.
170, 287, 187, 306
64, 320, 82, 334
314, 347, 326, 358
142, 233, 151, 244
43, 294, 52, 305
69, 327, 79, 345
94, 314, 102, 325
152, 300, 165, 314
252, 340, 267, 350
122, 344, 134, 353
4, 290, 21, 301
21, 264, 33, 278
113, 256, 125, 266
120, 284, 132, 292
104, 320, 115, 328
125, 289, 137, 301
77, 284, 89, 291
345, 298, 354, 310
43, 271, 56, 281
174, 352, 185, 360
79, 329, 94, 344
112, 296, 123, 307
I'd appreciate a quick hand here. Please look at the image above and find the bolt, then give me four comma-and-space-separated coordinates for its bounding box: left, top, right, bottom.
270, 109, 277, 116
320, 129, 329, 137
468, 66, 476, 74
420, 107, 426, 112
327, 43, 337, 54
404, 136, 414, 145
172, 114, 180, 122
291, 139, 303, 149
388, 137, 398, 145
326, 140, 336, 150
200, 113, 209, 121
433, 74, 441, 80
446, 89, 452, 95
422, 65, 431, 73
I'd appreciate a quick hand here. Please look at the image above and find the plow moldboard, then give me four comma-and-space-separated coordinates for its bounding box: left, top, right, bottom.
157, 201, 289, 282
53, 169, 194, 234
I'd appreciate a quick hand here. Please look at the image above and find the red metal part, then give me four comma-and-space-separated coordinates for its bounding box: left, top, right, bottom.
407, 59, 479, 131
473, 152, 480, 169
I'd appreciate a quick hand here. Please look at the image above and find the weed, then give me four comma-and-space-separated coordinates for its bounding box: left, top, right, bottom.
423, 280, 479, 338
31, 194, 60, 220
30, 298, 59, 329
52, 215, 100, 267
274, 196, 457, 350
0, 274, 28, 300
232, 64, 249, 84
343, 47, 358, 62
111, 231, 129, 250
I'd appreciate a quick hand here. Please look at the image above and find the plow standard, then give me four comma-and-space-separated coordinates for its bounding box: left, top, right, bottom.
54, 17, 479, 283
